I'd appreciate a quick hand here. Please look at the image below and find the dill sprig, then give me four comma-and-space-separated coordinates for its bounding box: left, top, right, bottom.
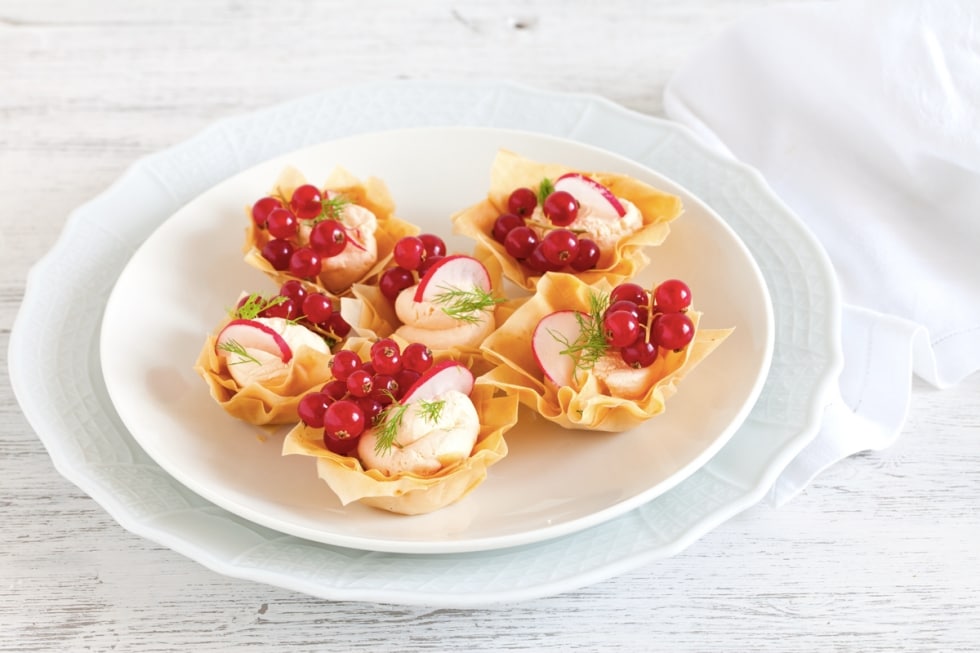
373, 403, 407, 454
323, 195, 351, 219
303, 195, 369, 252
537, 177, 555, 204
304, 195, 352, 227
418, 398, 446, 423
551, 291, 610, 374
231, 293, 288, 320
432, 285, 504, 324
216, 339, 261, 366
271, 187, 350, 223
373, 398, 447, 455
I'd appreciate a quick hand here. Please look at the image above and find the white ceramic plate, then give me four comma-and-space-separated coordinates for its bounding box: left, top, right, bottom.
99, 127, 773, 554
9, 81, 841, 605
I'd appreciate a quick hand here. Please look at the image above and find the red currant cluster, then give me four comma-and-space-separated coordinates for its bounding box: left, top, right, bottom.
241, 279, 352, 344
377, 233, 447, 301
251, 184, 361, 279
602, 279, 695, 368
296, 339, 435, 455
490, 187, 600, 273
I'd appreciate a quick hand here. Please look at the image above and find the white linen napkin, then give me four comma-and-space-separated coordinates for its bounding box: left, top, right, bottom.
663, 0, 980, 504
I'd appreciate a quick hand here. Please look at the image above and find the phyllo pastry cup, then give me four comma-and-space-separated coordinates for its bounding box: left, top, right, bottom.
194, 324, 334, 426
282, 376, 519, 516
349, 252, 519, 375
244, 166, 419, 296
452, 150, 684, 291
480, 273, 732, 432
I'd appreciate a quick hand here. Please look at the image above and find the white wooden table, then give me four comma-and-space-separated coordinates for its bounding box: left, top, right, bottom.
3, 1, 978, 650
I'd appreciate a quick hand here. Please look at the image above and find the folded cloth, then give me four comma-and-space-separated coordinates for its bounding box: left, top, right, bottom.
664, 0, 980, 504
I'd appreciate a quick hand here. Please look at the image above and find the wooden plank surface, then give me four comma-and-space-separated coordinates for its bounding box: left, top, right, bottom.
2, 1, 978, 650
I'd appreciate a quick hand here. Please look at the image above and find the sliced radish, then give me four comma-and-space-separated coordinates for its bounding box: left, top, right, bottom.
215, 318, 293, 364
414, 254, 492, 303
554, 173, 626, 220
532, 310, 587, 387
401, 360, 475, 402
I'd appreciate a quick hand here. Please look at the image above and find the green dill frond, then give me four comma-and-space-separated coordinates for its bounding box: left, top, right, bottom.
304, 195, 352, 227
373, 402, 408, 455
372, 398, 447, 455
537, 177, 555, 204
551, 290, 609, 373
432, 285, 504, 323
417, 398, 446, 424
232, 293, 288, 320
216, 339, 261, 366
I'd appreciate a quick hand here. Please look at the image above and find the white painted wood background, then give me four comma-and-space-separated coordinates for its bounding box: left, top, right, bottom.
2, 0, 978, 650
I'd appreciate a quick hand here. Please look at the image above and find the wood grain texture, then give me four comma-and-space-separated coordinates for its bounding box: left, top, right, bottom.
2, 1, 978, 651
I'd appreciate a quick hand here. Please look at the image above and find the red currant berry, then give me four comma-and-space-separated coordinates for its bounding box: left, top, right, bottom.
570, 238, 600, 272
297, 392, 331, 428
603, 310, 642, 347
321, 379, 349, 402
329, 350, 362, 382
621, 339, 659, 368
379, 266, 415, 301
345, 369, 373, 398
266, 208, 299, 240
540, 229, 580, 266
606, 300, 641, 320
325, 313, 352, 339
492, 213, 525, 243
309, 220, 347, 258
260, 297, 296, 320
503, 226, 539, 259
393, 369, 421, 400
542, 190, 579, 226
393, 236, 426, 270
289, 247, 322, 279
323, 430, 360, 456
370, 374, 399, 404
507, 187, 538, 217
251, 196, 282, 228
401, 342, 433, 373
356, 396, 385, 426
261, 238, 294, 271
279, 279, 308, 306
635, 304, 650, 327
323, 399, 366, 439
654, 279, 692, 314
610, 282, 649, 307
419, 233, 447, 258
651, 312, 694, 350
525, 245, 563, 273
290, 184, 322, 220
302, 293, 333, 324
370, 338, 403, 375
417, 254, 444, 276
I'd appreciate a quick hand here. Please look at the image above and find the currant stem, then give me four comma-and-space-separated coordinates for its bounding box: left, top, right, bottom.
526, 215, 588, 236
644, 286, 656, 340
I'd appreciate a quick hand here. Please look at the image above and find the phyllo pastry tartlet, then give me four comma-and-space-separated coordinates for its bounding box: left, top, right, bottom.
244, 165, 419, 296
452, 150, 684, 290
349, 233, 514, 367
194, 281, 352, 425
282, 338, 519, 515
480, 273, 732, 432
